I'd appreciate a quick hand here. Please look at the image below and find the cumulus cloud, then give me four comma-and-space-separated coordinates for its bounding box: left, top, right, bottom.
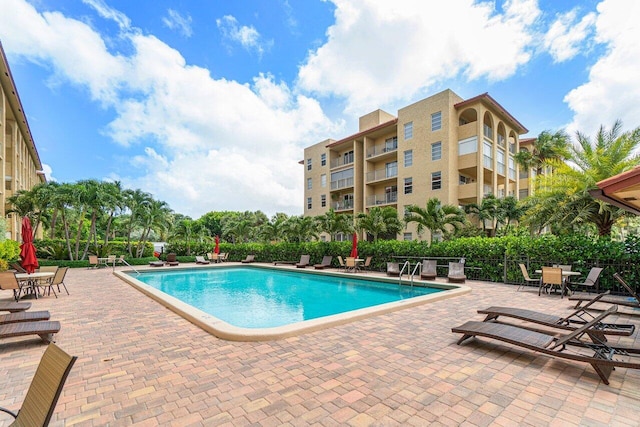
41, 164, 56, 182
544, 9, 596, 63
216, 15, 273, 57
162, 9, 193, 37
297, 0, 541, 113
82, 0, 131, 30
564, 0, 640, 136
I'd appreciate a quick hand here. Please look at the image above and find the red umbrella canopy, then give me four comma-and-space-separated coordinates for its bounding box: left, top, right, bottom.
20, 217, 39, 274
350, 232, 358, 258
214, 235, 220, 254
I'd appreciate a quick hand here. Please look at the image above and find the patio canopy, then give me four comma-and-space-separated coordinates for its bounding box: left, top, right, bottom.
590, 166, 640, 215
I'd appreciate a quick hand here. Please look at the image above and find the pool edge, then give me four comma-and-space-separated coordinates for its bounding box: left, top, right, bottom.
114, 265, 471, 342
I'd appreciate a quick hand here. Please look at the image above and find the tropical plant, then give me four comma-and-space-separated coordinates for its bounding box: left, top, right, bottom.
406, 198, 466, 243
463, 194, 499, 237
356, 207, 403, 241
316, 209, 353, 241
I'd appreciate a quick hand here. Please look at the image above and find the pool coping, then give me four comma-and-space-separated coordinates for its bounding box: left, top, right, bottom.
114, 263, 471, 341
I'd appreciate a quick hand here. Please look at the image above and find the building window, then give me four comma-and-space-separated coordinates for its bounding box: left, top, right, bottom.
432, 171, 442, 190
385, 136, 398, 152
404, 122, 413, 140
307, 178, 312, 190
497, 149, 505, 175
385, 161, 398, 178
320, 153, 326, 166
403, 232, 412, 241
404, 177, 413, 194
321, 174, 327, 187
404, 150, 413, 167
307, 197, 312, 210
321, 194, 326, 207
459, 175, 473, 185
483, 141, 493, 169
508, 157, 516, 180
459, 136, 478, 155
431, 141, 442, 161
307, 158, 312, 171
431, 111, 442, 131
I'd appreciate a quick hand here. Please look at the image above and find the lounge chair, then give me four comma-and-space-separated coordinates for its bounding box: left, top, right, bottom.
420, 260, 437, 280
314, 256, 333, 270
567, 267, 604, 293
0, 343, 76, 426
0, 310, 50, 325
478, 292, 635, 341
296, 255, 311, 268
10, 263, 27, 273
452, 305, 640, 385
195, 256, 210, 264
447, 262, 466, 283
569, 273, 640, 309
0, 301, 31, 312
517, 263, 540, 291
241, 254, 256, 264
386, 262, 400, 276
149, 260, 164, 267
166, 253, 179, 266
0, 320, 61, 343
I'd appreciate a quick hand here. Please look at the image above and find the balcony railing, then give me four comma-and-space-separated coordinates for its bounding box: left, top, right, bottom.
367, 141, 398, 157
330, 157, 354, 169
333, 200, 354, 211
330, 177, 354, 190
366, 167, 397, 182
366, 192, 397, 206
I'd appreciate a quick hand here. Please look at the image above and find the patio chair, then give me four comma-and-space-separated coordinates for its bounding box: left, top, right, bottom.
570, 273, 640, 309
219, 253, 229, 262
386, 262, 400, 277
0, 271, 27, 302
195, 256, 210, 264
447, 262, 466, 283
517, 263, 540, 291
166, 253, 179, 266
295, 255, 311, 268
539, 266, 563, 296
567, 267, 604, 293
478, 292, 635, 342
452, 305, 640, 385
361, 256, 372, 273
0, 310, 50, 325
0, 320, 61, 343
420, 260, 437, 280
0, 343, 76, 426
241, 254, 256, 264
337, 256, 346, 271
345, 257, 358, 273
49, 267, 69, 296
35, 266, 59, 298
314, 256, 333, 270
88, 255, 100, 269
0, 301, 31, 312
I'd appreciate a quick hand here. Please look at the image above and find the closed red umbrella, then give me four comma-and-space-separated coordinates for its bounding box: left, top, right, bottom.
214, 235, 220, 254
350, 232, 358, 258
20, 217, 39, 274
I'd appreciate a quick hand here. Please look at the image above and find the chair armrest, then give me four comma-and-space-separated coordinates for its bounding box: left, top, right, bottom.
0, 406, 18, 419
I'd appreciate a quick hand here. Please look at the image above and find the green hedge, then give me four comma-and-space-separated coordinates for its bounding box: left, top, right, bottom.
33, 239, 154, 260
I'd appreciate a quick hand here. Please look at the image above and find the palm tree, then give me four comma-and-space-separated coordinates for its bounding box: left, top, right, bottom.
514, 129, 570, 175
123, 189, 153, 256
283, 216, 319, 242
258, 213, 289, 243
406, 198, 466, 243
463, 194, 499, 237
356, 207, 403, 241
495, 196, 525, 233
316, 209, 353, 241
137, 200, 173, 257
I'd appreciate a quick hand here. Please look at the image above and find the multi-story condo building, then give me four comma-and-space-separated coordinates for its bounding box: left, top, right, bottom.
0, 41, 47, 240
303, 89, 528, 241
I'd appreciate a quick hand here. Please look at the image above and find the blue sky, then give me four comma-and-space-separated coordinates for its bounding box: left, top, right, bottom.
1, 0, 639, 218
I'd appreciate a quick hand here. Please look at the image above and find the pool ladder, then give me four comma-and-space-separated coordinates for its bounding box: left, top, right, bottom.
399, 261, 421, 287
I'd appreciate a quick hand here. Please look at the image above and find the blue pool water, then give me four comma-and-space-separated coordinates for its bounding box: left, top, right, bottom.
131, 267, 441, 328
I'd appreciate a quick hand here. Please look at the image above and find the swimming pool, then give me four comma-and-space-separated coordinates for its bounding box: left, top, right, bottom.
116, 265, 469, 341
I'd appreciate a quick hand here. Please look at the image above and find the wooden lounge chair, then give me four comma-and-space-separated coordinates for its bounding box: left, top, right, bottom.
447, 262, 466, 283
149, 260, 164, 267
314, 256, 333, 270
296, 255, 311, 268
166, 253, 179, 266
452, 305, 640, 385
420, 260, 437, 280
195, 256, 210, 264
478, 292, 635, 341
0, 301, 31, 312
386, 262, 400, 276
0, 320, 61, 343
570, 273, 640, 309
241, 254, 256, 263
0, 310, 50, 325
517, 263, 540, 291
0, 343, 76, 426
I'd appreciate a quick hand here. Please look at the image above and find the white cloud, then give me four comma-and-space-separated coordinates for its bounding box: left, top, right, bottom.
216, 15, 273, 58
162, 9, 193, 38
544, 9, 596, 63
297, 0, 541, 113
564, 0, 640, 136
41, 164, 56, 182
82, 0, 131, 30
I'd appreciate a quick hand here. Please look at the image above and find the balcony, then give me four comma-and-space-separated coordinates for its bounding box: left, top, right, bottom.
366, 167, 397, 183
366, 192, 397, 206
458, 182, 477, 200
333, 200, 354, 211
367, 141, 398, 159
330, 177, 354, 190
330, 157, 354, 169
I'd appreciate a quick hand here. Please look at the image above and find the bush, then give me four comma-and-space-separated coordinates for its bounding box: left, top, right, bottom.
33, 239, 154, 260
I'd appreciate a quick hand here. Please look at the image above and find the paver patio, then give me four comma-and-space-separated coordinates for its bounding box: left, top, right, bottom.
0, 264, 639, 426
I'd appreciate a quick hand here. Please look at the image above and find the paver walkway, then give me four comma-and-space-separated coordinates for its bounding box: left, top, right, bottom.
0, 265, 639, 426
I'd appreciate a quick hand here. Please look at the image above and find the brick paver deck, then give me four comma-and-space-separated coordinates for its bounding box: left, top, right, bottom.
0, 264, 638, 426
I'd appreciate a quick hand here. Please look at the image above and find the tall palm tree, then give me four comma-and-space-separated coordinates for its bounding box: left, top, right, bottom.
123, 189, 153, 256
495, 196, 525, 233
137, 200, 172, 257
258, 213, 289, 243
356, 207, 403, 241
316, 209, 353, 241
463, 194, 499, 237
406, 198, 466, 243
514, 129, 570, 175
283, 216, 319, 243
